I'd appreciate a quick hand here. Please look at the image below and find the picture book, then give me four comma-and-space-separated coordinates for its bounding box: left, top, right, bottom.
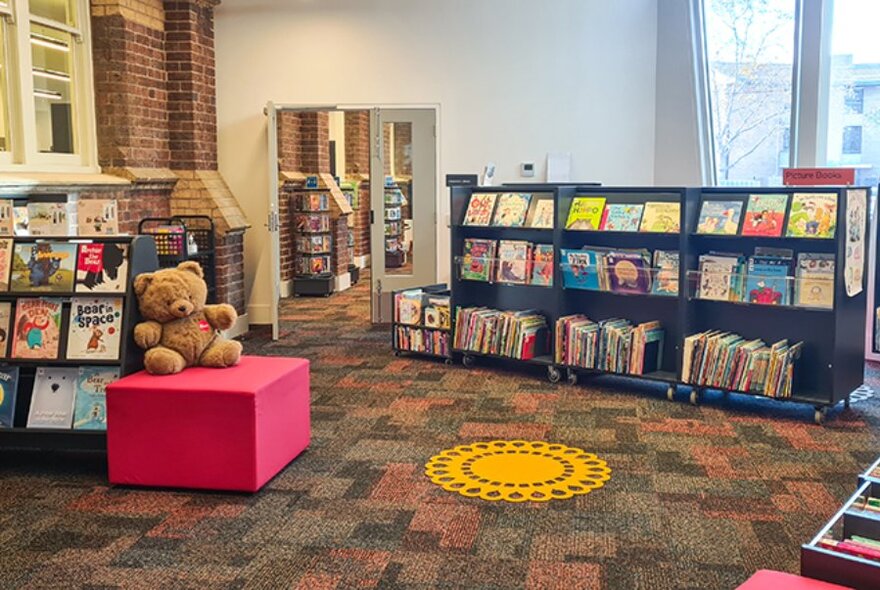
741, 194, 788, 237
651, 250, 679, 296
640, 202, 681, 233
560, 249, 602, 290
600, 204, 643, 232
531, 244, 554, 287
73, 367, 119, 430
495, 240, 531, 284
605, 250, 652, 294
66, 297, 123, 360
0, 238, 12, 290
13, 205, 28, 236
27, 202, 70, 236
462, 193, 497, 226
77, 199, 119, 236
696, 200, 743, 235
460, 238, 496, 281
11, 297, 62, 359
697, 254, 744, 301
302, 193, 330, 211
565, 197, 605, 230
27, 367, 77, 429
10, 241, 77, 292
294, 213, 330, 233
75, 243, 129, 293
786, 193, 837, 238
525, 195, 555, 229
492, 193, 532, 227
0, 301, 11, 358
395, 290, 423, 325
424, 295, 451, 330
0, 199, 13, 236
0, 366, 18, 428
794, 253, 835, 309
745, 256, 791, 305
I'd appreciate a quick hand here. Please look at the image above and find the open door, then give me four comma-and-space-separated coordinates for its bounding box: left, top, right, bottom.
265, 101, 281, 340
370, 108, 439, 323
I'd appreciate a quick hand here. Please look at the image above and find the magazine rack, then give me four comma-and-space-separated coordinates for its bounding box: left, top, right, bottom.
446, 184, 869, 424
0, 235, 159, 451
138, 216, 217, 303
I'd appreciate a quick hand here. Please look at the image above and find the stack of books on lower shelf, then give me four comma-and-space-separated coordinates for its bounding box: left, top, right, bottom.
454, 307, 547, 360
554, 315, 664, 375
682, 331, 802, 398
393, 289, 451, 357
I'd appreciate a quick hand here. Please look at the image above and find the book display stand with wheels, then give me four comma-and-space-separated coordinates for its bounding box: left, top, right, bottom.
290, 188, 334, 297
138, 216, 217, 303
385, 182, 407, 269
391, 284, 452, 363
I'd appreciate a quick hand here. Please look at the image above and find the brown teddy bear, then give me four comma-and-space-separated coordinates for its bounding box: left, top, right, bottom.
133, 261, 242, 375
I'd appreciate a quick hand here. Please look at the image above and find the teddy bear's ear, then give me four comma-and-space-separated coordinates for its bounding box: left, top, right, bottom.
133, 273, 154, 296
176, 261, 204, 278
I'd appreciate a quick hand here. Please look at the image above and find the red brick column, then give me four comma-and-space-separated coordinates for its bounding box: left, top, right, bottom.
344, 111, 370, 176
277, 112, 303, 172
299, 112, 330, 174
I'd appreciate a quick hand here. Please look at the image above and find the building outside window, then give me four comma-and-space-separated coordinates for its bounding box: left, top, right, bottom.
843, 125, 863, 154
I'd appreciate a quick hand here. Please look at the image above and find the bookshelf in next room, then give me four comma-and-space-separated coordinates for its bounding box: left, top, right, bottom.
290, 187, 334, 297
391, 284, 452, 363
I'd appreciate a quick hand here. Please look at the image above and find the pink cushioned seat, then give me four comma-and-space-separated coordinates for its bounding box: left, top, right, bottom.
107, 355, 310, 492
736, 570, 853, 590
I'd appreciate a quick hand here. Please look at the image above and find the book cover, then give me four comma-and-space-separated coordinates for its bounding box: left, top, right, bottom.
75, 243, 129, 293
795, 253, 835, 308
396, 291, 423, 325
531, 244, 554, 287
741, 194, 788, 237
492, 193, 532, 227
0, 301, 11, 358
745, 257, 791, 305
10, 242, 77, 292
0, 199, 13, 236
696, 200, 743, 235
26, 367, 77, 429
13, 205, 28, 236
462, 193, 497, 226
651, 250, 679, 296
73, 367, 119, 430
0, 238, 12, 290
525, 196, 555, 229
460, 238, 496, 281
600, 204, 643, 232
0, 366, 18, 428
561, 249, 602, 290
424, 306, 441, 328
565, 197, 605, 230
495, 240, 531, 284
11, 297, 62, 359
294, 213, 330, 233
77, 199, 119, 236
786, 193, 837, 238
66, 297, 123, 360
640, 202, 681, 233
27, 202, 70, 236
605, 251, 652, 294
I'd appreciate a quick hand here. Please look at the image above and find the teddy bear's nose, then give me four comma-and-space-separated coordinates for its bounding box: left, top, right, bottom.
178, 305, 188, 312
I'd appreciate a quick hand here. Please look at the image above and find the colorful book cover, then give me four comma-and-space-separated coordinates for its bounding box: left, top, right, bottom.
460, 238, 496, 281
13, 205, 28, 236
0, 366, 18, 428
75, 243, 129, 293
565, 197, 605, 230
11, 297, 62, 359
495, 240, 531, 284
795, 253, 835, 309
26, 367, 77, 429
492, 193, 532, 227
745, 257, 791, 305
741, 194, 788, 237
396, 290, 423, 325
27, 202, 70, 236
525, 196, 555, 229
0, 199, 13, 236
0, 238, 12, 291
651, 250, 679, 296
600, 204, 643, 232
697, 256, 742, 301
294, 213, 330, 233
531, 244, 554, 287
73, 367, 119, 430
10, 242, 77, 292
462, 193, 497, 226
786, 193, 837, 238
561, 249, 602, 290
605, 251, 652, 294
639, 202, 681, 233
696, 200, 743, 235
65, 297, 123, 360
77, 199, 119, 236
0, 301, 11, 358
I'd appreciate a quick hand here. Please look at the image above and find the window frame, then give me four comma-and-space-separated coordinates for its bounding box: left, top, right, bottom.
843, 125, 863, 154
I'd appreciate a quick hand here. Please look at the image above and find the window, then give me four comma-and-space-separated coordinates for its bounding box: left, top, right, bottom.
844, 87, 864, 114
842, 125, 862, 154
782, 127, 790, 151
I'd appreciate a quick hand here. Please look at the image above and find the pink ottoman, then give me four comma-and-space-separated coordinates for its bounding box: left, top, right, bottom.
107, 355, 310, 492
736, 571, 853, 590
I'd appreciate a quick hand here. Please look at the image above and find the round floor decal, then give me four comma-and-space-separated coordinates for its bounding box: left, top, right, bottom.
424, 440, 611, 502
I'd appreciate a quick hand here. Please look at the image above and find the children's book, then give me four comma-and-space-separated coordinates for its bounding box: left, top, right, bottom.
395, 290, 423, 325
460, 238, 496, 281
27, 367, 77, 429
294, 213, 330, 233
75, 243, 129, 293
11, 298, 62, 359
73, 367, 119, 430
745, 255, 791, 305
0, 199, 13, 236
531, 244, 554, 287
651, 250, 679, 296
600, 204, 643, 232
462, 193, 497, 226
640, 202, 681, 233
10, 242, 77, 292
525, 195, 555, 229
605, 250, 652, 294
65, 297, 123, 360
77, 199, 119, 236
786, 193, 837, 238
495, 240, 531, 284
27, 202, 71, 236
0, 301, 11, 358
697, 254, 744, 301
0, 238, 12, 291
565, 197, 605, 230
794, 253, 835, 309
0, 366, 18, 428
561, 249, 602, 290
696, 200, 743, 235
13, 205, 28, 236
741, 194, 788, 237
492, 193, 532, 227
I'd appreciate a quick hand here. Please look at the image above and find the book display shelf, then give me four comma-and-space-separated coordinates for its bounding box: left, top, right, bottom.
138, 216, 217, 303
444, 184, 870, 424
391, 284, 452, 363
290, 188, 334, 297
385, 182, 407, 269
0, 235, 159, 451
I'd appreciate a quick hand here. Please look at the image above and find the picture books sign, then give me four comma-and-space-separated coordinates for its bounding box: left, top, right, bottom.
783, 168, 855, 186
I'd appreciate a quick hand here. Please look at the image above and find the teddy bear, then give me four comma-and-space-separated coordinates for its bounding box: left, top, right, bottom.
133, 261, 242, 375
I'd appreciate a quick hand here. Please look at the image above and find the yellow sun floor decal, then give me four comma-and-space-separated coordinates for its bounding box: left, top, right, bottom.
425, 440, 611, 503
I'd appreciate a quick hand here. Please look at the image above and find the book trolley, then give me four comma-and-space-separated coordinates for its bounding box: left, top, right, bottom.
0, 235, 159, 451
391, 284, 453, 363
385, 181, 406, 269
290, 188, 334, 297
138, 216, 217, 303
446, 184, 869, 424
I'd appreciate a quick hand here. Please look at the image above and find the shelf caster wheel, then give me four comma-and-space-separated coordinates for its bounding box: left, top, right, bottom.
567, 371, 578, 386
666, 385, 675, 401
814, 407, 827, 425
689, 389, 700, 406
394, 351, 401, 357
444, 358, 453, 366
462, 354, 475, 369
547, 366, 562, 384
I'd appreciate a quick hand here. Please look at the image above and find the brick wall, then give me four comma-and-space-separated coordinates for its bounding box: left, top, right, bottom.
355, 182, 370, 258
215, 230, 246, 314
393, 123, 412, 176
279, 184, 298, 282
277, 112, 303, 173
344, 111, 370, 176
332, 216, 351, 274
383, 123, 392, 176
79, 188, 172, 235
299, 112, 330, 174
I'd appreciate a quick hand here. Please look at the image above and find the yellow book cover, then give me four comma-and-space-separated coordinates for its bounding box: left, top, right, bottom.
565, 197, 605, 230
639, 202, 681, 233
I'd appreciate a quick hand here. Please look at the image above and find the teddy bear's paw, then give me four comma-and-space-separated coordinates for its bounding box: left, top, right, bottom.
211, 304, 237, 330
200, 340, 242, 368
145, 347, 187, 375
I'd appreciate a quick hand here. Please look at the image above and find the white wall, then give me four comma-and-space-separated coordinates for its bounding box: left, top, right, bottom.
215, 0, 659, 324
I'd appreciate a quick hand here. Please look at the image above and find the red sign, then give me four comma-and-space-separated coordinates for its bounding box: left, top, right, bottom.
783, 167, 855, 186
